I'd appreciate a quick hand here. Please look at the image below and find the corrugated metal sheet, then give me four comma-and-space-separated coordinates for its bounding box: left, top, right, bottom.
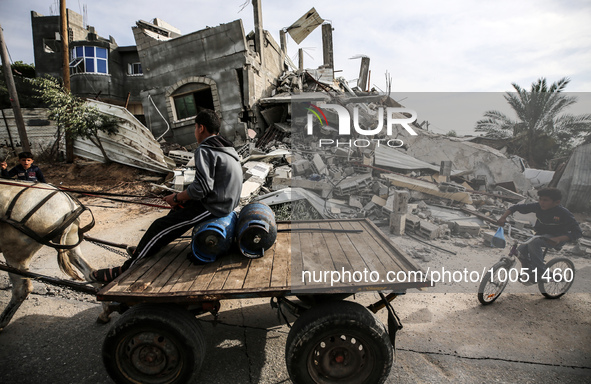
375, 145, 441, 172
1, 103, 175, 174
557, 143, 591, 212
287, 8, 324, 45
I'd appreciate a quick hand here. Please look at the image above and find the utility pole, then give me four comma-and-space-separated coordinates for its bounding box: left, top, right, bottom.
0, 23, 31, 152
61, 0, 74, 162
61, 0, 70, 91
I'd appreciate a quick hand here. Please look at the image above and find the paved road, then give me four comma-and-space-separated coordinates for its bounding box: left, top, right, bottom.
1, 286, 589, 383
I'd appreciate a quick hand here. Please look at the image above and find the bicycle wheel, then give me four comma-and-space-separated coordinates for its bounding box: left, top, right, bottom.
538, 258, 575, 299
478, 262, 510, 305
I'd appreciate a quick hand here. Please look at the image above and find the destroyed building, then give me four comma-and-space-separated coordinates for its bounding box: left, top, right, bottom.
22, 3, 591, 230
30, 3, 286, 146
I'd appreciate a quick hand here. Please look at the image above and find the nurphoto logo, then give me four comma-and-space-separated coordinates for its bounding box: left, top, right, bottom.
305, 103, 419, 148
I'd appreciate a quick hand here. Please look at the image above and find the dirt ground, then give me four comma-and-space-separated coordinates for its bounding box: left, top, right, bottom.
1, 160, 590, 383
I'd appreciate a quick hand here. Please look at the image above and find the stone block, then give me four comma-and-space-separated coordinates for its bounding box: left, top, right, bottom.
311, 154, 327, 174
453, 221, 481, 236
349, 196, 364, 209
292, 159, 311, 176
419, 220, 439, 239
405, 214, 421, 232
371, 195, 387, 207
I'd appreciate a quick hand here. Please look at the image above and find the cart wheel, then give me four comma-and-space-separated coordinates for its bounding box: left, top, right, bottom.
285, 300, 393, 384
478, 261, 509, 305
102, 304, 205, 384
538, 258, 575, 299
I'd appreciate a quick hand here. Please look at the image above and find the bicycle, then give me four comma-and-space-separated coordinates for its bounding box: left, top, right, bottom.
478, 227, 576, 305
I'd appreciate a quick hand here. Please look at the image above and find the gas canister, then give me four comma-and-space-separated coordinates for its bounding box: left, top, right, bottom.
237, 202, 277, 258
191, 211, 238, 263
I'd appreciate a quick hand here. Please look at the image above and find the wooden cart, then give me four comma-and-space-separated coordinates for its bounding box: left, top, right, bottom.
97, 219, 431, 384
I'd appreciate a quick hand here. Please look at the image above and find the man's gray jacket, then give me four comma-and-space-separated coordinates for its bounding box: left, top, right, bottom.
186, 135, 243, 216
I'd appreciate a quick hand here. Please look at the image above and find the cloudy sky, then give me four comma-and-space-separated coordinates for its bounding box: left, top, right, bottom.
1, 0, 590, 134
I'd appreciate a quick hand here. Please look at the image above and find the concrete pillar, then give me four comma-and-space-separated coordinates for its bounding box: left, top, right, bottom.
298, 48, 304, 71
280, 29, 287, 53
390, 213, 406, 235
393, 190, 409, 214
358, 57, 370, 91
252, 0, 264, 66
321, 23, 333, 74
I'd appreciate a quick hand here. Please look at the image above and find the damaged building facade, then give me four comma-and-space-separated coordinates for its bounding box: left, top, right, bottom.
30, 2, 286, 146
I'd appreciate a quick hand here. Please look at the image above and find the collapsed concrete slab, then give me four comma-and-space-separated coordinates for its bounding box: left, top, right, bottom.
381, 173, 473, 204
402, 132, 532, 193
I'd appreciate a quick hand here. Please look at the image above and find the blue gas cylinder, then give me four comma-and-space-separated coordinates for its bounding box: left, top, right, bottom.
191, 211, 238, 263
237, 202, 277, 259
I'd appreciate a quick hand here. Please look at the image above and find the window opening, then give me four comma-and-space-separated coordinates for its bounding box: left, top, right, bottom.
70, 46, 108, 74
172, 84, 215, 121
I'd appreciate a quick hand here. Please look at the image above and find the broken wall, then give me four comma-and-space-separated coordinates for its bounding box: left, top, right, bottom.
135, 20, 248, 145
135, 19, 285, 147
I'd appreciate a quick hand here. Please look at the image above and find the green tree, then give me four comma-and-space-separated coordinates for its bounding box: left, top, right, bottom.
475, 77, 591, 168
30, 75, 118, 162
446, 130, 457, 137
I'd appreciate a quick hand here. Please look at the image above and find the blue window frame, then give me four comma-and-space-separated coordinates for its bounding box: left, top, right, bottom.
71, 46, 108, 74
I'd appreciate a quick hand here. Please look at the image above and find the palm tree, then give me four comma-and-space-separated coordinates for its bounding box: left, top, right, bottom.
475, 77, 591, 168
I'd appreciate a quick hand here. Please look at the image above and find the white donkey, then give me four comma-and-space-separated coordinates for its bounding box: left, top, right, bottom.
0, 180, 111, 330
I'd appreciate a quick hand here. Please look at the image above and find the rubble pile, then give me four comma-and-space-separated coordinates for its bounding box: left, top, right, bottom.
161, 68, 591, 257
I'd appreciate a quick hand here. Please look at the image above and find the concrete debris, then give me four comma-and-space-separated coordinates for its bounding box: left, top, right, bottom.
381, 173, 473, 204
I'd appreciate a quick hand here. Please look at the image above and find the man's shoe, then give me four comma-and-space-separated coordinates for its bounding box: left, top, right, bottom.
90, 266, 124, 283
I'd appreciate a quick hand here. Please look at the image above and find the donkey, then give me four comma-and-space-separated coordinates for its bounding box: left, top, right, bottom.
0, 180, 111, 331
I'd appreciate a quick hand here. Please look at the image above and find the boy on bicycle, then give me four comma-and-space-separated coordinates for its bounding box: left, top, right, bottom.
497, 188, 582, 282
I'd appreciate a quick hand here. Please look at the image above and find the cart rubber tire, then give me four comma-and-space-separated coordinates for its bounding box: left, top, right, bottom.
102, 303, 205, 384
538, 257, 575, 299
285, 300, 393, 384
478, 261, 509, 305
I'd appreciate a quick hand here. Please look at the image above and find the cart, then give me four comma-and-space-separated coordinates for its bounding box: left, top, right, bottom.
96, 219, 431, 384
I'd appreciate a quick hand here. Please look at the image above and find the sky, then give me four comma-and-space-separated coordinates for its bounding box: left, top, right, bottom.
1, 0, 590, 134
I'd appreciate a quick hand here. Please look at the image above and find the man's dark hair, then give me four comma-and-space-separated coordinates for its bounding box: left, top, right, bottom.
18, 151, 34, 159
538, 187, 562, 201
195, 109, 221, 135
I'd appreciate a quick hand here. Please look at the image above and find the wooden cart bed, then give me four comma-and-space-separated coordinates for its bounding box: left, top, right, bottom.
97, 219, 430, 304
